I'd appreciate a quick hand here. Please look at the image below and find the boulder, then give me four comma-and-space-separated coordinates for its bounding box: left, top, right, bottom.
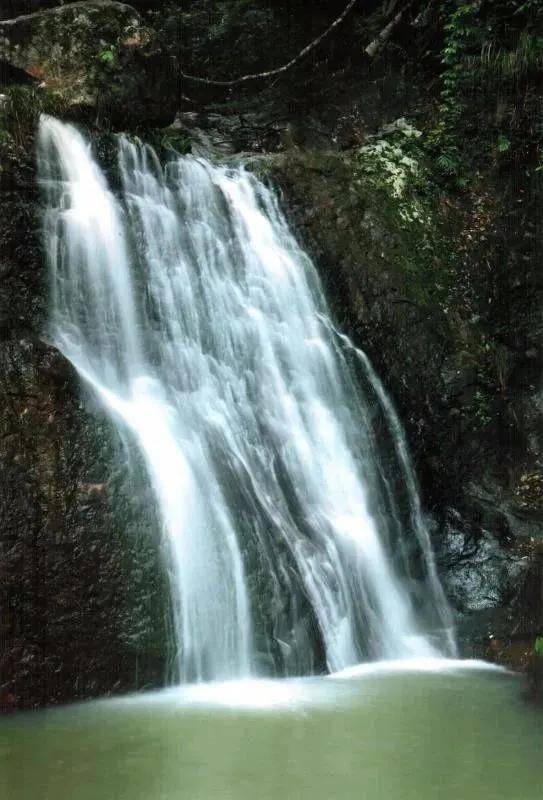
0, 1, 176, 126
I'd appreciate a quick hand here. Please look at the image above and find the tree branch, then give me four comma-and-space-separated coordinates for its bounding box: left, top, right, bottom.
179, 0, 359, 87
365, 1, 412, 59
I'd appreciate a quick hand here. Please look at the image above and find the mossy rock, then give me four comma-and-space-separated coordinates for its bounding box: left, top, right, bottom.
0, 1, 176, 127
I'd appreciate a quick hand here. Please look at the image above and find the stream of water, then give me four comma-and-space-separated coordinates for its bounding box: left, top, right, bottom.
38, 116, 455, 680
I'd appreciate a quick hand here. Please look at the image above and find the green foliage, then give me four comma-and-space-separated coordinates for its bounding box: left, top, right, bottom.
428, 2, 482, 184
431, 137, 468, 187
535, 636, 543, 657
474, 31, 543, 81
98, 45, 118, 67
354, 118, 459, 315
471, 388, 492, 428
357, 119, 428, 206
431, 0, 543, 184
436, 150, 458, 175
497, 133, 511, 153
440, 2, 482, 122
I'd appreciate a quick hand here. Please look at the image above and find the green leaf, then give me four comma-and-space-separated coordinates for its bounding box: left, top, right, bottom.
98, 48, 116, 65
497, 134, 511, 153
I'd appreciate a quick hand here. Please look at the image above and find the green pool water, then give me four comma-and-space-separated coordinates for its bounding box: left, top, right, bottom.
1, 661, 541, 800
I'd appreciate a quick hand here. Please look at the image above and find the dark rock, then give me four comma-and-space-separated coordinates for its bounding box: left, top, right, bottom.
526, 655, 543, 706
255, 141, 542, 667
0, 3, 77, 21
0, 153, 170, 712
0, 2, 137, 97
439, 522, 526, 616
0, 58, 35, 85
0, 335, 171, 712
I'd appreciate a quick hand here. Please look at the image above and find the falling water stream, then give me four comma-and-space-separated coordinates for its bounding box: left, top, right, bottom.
38, 115, 456, 681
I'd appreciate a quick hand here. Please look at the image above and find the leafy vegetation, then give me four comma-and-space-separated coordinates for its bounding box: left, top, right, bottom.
430, 0, 543, 184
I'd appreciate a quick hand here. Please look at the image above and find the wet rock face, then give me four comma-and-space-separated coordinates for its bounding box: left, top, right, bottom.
0, 160, 42, 334
0, 158, 169, 712
436, 511, 534, 662
0, 337, 170, 712
262, 146, 543, 668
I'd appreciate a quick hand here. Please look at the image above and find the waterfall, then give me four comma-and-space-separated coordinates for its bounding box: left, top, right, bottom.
38, 115, 456, 682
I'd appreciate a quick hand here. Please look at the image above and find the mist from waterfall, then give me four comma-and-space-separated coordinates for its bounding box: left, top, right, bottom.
38, 115, 456, 683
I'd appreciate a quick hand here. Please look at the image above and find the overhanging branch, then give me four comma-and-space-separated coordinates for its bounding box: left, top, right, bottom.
179, 0, 359, 87
365, 1, 412, 59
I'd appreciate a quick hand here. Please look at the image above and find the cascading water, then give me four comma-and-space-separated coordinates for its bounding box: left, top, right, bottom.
38, 115, 456, 682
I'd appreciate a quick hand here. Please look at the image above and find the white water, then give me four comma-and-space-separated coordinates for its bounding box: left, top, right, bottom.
38, 116, 456, 682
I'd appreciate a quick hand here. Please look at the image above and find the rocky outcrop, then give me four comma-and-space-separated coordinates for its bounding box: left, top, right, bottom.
259, 142, 543, 667
0, 1, 176, 126
0, 157, 170, 712
0, 2, 140, 78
